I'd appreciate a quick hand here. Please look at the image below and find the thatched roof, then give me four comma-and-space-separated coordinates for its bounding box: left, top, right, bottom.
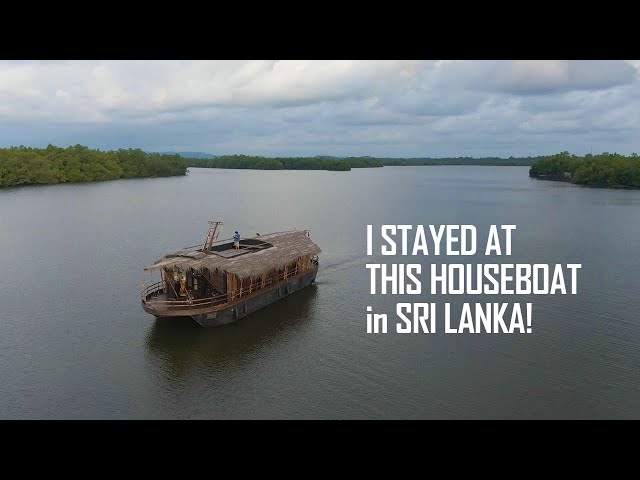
145, 230, 321, 279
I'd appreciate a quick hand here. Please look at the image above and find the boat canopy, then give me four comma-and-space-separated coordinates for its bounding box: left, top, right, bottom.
145, 230, 321, 280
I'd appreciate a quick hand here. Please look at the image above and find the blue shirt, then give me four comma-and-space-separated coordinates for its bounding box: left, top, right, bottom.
233, 233, 240, 242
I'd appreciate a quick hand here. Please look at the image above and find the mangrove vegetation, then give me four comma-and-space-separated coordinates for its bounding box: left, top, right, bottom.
7, 144, 639, 190
186, 155, 535, 170
0, 145, 187, 188
529, 152, 640, 189
185, 155, 384, 171
381, 156, 539, 166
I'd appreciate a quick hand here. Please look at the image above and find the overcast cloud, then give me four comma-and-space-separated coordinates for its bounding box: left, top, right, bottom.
1, 60, 638, 157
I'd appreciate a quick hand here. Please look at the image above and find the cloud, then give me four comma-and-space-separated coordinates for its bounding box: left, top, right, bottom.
1, 60, 640, 156
431, 60, 636, 95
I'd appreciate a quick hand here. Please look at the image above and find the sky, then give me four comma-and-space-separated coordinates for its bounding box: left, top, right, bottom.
1, 60, 639, 158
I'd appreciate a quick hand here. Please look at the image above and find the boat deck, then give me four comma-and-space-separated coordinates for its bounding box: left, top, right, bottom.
144, 289, 225, 307
212, 248, 250, 258
209, 239, 274, 258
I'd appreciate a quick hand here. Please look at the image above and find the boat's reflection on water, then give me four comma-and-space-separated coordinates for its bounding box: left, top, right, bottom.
144, 285, 319, 379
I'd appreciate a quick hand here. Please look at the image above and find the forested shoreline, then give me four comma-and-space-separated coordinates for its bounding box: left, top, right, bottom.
6, 145, 639, 190
0, 145, 187, 188
529, 152, 640, 189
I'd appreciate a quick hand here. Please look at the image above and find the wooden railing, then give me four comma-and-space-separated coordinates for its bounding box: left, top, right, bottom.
141, 281, 227, 308
141, 281, 164, 299
141, 263, 316, 310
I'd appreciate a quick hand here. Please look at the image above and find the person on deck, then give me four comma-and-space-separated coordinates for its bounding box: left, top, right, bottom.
233, 231, 241, 250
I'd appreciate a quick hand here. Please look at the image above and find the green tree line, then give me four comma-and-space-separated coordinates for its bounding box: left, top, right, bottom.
381, 156, 539, 166
0, 145, 187, 188
529, 152, 640, 188
186, 155, 385, 171
187, 155, 536, 170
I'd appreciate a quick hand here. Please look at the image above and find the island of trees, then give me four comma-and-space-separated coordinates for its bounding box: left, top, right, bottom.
529, 152, 640, 189
0, 145, 187, 188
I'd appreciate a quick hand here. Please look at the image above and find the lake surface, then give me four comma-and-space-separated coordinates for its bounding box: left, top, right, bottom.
1, 166, 639, 419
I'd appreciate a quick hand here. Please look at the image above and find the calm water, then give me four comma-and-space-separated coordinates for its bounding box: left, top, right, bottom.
1, 166, 639, 419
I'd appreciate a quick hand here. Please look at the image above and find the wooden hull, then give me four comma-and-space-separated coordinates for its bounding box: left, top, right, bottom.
142, 266, 318, 327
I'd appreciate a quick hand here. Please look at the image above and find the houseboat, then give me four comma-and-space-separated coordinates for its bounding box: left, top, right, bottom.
141, 221, 320, 327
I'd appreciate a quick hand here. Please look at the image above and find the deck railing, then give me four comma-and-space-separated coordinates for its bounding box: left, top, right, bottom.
141, 262, 316, 310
